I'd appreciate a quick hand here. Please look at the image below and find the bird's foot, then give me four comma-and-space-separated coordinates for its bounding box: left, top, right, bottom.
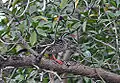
51, 54, 63, 65
54, 59, 63, 65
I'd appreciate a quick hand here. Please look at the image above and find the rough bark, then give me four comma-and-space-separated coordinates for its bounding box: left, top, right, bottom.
0, 56, 120, 83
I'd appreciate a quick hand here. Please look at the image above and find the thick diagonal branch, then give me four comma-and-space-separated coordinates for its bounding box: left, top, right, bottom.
0, 56, 120, 83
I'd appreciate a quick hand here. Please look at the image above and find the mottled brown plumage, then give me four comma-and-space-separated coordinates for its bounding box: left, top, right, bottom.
18, 38, 69, 55
33, 39, 68, 54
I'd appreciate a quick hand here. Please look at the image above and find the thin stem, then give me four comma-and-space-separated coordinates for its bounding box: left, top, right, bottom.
16, 0, 30, 17
38, 0, 46, 12
91, 36, 116, 51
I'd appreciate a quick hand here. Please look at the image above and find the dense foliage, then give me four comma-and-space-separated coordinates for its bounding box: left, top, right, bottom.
0, 0, 120, 83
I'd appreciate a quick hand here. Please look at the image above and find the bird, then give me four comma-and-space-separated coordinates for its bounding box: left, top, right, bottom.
17, 37, 68, 64
35, 38, 68, 64
17, 32, 77, 64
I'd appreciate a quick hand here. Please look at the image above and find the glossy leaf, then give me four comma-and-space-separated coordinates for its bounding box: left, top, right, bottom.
75, 0, 79, 8
30, 31, 37, 46
29, 5, 37, 15
107, 11, 115, 17
60, 0, 68, 9
82, 21, 87, 32
37, 28, 47, 36
115, 10, 120, 16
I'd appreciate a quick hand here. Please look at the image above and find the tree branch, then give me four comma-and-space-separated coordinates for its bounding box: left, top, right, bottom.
0, 55, 120, 83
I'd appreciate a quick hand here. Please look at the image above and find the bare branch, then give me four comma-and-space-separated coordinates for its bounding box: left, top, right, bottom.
0, 56, 120, 83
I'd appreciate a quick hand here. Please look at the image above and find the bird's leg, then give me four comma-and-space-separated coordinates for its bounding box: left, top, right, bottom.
51, 54, 63, 65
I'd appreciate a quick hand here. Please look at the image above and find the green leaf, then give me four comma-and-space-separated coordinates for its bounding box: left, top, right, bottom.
82, 21, 87, 32
27, 79, 36, 83
72, 21, 81, 29
75, 0, 79, 8
28, 70, 38, 78
37, 28, 47, 36
60, 0, 68, 9
18, 23, 24, 34
30, 31, 37, 46
116, 0, 120, 7
115, 11, 120, 16
110, 1, 117, 7
16, 45, 22, 52
99, 19, 109, 23
15, 75, 24, 81
88, 30, 98, 34
87, 19, 97, 23
83, 50, 91, 57
83, 77, 91, 83
29, 5, 37, 15
107, 11, 115, 17
12, 0, 20, 7
32, 16, 48, 22
0, 44, 7, 54
104, 58, 111, 63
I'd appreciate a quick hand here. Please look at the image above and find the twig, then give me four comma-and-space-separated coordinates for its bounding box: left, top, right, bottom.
91, 36, 116, 51
37, 41, 55, 47
17, 0, 30, 17
37, 45, 51, 61
49, 72, 54, 83
0, 54, 7, 61
95, 69, 106, 83
33, 64, 40, 70
113, 21, 119, 52
7, 68, 17, 83
43, 69, 63, 83
7, 18, 14, 26
0, 39, 14, 45
17, 33, 52, 62
105, 20, 115, 28
3, 66, 15, 70
0, 69, 3, 82
83, 0, 88, 7
17, 33, 39, 57
38, 0, 46, 12
0, 0, 3, 7
7, 38, 21, 52
7, 0, 12, 9
39, 71, 44, 82
70, 1, 75, 16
